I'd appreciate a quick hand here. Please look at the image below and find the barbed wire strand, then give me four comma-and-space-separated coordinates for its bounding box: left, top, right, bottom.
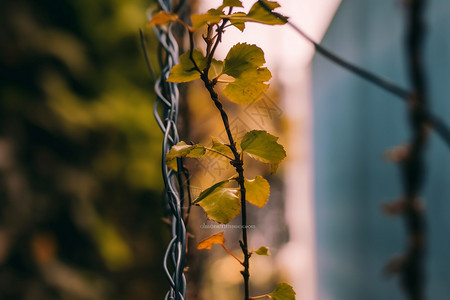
142, 0, 188, 299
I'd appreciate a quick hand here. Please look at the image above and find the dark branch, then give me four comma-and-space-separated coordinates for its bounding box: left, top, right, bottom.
256, 0, 450, 151
400, 1, 428, 299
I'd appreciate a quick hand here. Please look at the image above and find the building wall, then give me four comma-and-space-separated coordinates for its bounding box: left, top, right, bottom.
312, 1, 450, 299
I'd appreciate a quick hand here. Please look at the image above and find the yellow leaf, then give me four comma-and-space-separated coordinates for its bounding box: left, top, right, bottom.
254, 246, 270, 256
245, 176, 270, 208
197, 231, 225, 250
148, 11, 178, 26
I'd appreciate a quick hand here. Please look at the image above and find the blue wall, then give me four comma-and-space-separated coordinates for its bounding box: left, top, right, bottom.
312, 1, 450, 299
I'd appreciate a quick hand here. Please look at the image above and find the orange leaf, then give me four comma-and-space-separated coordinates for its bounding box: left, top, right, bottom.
148, 11, 178, 26
197, 231, 225, 250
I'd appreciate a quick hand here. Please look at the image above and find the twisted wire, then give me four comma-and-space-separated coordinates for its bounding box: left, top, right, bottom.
151, 0, 187, 299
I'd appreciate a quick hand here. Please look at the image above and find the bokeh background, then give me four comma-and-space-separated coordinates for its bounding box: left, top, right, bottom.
0, 0, 168, 299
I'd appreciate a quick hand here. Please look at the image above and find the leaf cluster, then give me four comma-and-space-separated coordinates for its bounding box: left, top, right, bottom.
149, 0, 288, 104
166, 131, 285, 223
148, 1, 294, 298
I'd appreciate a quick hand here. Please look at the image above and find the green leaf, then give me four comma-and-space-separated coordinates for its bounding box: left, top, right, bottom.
254, 246, 270, 256
230, 18, 246, 31
193, 179, 230, 204
269, 283, 296, 300
206, 137, 234, 158
241, 130, 286, 173
166, 141, 206, 171
167, 50, 223, 82
194, 180, 240, 224
223, 67, 271, 103
223, 43, 266, 77
148, 11, 179, 26
222, 0, 243, 8
167, 50, 206, 82
221, 43, 271, 103
245, 176, 270, 208
191, 9, 223, 29
246, 0, 287, 25
209, 59, 225, 80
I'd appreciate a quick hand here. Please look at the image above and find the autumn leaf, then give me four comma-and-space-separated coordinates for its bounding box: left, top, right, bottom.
241, 130, 286, 173
148, 11, 179, 26
197, 231, 225, 249
245, 176, 270, 208
194, 180, 240, 224
206, 137, 234, 159
254, 246, 270, 256
165, 141, 206, 171
269, 282, 296, 300
221, 43, 271, 104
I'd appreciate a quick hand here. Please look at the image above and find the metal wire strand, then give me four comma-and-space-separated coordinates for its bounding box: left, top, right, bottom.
143, 0, 188, 299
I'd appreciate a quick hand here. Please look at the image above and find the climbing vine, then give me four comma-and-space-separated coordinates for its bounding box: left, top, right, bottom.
148, 1, 295, 299
147, 0, 450, 299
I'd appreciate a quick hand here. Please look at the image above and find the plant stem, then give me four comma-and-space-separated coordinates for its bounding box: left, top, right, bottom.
249, 295, 268, 300
186, 8, 248, 298
200, 71, 250, 300
193, 13, 250, 299
221, 244, 244, 264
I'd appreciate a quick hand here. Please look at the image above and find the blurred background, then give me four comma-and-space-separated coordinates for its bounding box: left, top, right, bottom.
1, 0, 449, 299
0, 0, 168, 299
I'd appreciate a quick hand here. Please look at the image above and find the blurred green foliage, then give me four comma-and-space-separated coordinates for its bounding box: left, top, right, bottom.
0, 0, 169, 298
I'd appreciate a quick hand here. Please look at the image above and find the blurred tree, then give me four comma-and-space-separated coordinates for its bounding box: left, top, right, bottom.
0, 0, 169, 299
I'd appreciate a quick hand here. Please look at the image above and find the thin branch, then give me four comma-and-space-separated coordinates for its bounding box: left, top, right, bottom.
204, 7, 233, 77
188, 30, 203, 74
287, 22, 411, 99
199, 70, 251, 300
255, 0, 410, 99
400, 1, 428, 299
431, 116, 450, 147
196, 13, 250, 299
256, 0, 450, 151
221, 244, 244, 264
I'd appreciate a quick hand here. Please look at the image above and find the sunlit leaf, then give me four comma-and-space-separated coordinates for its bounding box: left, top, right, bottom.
148, 11, 179, 26
223, 67, 271, 103
230, 18, 246, 31
222, 0, 243, 8
166, 141, 206, 171
167, 50, 223, 82
167, 50, 206, 82
194, 180, 240, 224
223, 43, 265, 77
241, 130, 286, 173
193, 179, 230, 204
207, 137, 234, 158
245, 176, 270, 208
221, 43, 271, 103
269, 282, 296, 300
191, 9, 223, 29
254, 246, 270, 256
245, 0, 287, 25
197, 231, 225, 249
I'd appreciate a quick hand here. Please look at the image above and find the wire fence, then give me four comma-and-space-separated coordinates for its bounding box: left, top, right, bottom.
150, 0, 187, 299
